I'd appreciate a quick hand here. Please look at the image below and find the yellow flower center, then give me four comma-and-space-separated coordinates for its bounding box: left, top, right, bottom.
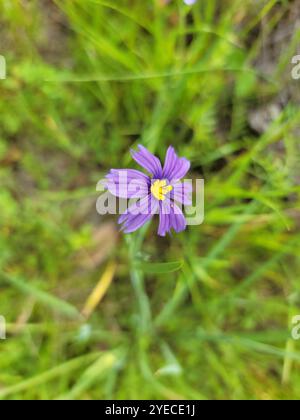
151, 180, 173, 201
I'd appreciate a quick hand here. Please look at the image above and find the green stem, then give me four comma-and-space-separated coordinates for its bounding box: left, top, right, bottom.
126, 226, 152, 336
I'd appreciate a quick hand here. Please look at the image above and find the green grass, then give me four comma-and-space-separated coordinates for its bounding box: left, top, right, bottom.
0, 0, 300, 400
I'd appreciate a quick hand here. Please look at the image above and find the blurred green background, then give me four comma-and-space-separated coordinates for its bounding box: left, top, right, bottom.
0, 0, 300, 400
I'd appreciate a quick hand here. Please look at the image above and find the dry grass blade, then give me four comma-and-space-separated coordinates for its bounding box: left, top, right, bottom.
82, 262, 117, 319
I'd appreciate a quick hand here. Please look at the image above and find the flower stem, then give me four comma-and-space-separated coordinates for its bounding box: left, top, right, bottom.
126, 226, 152, 336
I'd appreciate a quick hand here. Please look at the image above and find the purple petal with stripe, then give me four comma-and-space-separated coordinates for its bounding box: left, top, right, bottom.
131, 145, 163, 178
104, 169, 150, 199
171, 181, 193, 205
119, 194, 159, 234
158, 199, 187, 237
163, 146, 190, 182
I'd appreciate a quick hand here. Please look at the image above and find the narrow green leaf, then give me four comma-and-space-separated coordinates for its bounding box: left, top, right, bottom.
0, 353, 101, 400
0, 273, 82, 320
134, 261, 184, 274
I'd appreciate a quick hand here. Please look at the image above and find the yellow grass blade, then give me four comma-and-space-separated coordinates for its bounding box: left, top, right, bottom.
82, 262, 117, 319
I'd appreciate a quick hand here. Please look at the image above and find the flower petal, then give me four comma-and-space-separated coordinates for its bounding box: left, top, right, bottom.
171, 204, 187, 233
158, 209, 170, 237
163, 146, 190, 182
104, 169, 150, 199
122, 213, 153, 234
158, 199, 187, 236
119, 194, 159, 234
171, 181, 193, 205
131, 145, 163, 178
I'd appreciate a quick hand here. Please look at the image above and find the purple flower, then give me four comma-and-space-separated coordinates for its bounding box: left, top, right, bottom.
104, 145, 192, 237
